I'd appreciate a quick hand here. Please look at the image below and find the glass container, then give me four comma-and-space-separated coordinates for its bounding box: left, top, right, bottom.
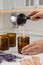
7, 33, 16, 47
0, 33, 9, 50
18, 36, 30, 53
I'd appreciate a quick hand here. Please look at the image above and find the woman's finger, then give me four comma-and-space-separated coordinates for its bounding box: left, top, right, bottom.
29, 51, 39, 55
25, 59, 34, 65
20, 60, 28, 65
21, 42, 36, 53
29, 10, 39, 16
26, 59, 35, 65
30, 13, 40, 20
32, 56, 41, 65
21, 45, 38, 55
20, 59, 32, 65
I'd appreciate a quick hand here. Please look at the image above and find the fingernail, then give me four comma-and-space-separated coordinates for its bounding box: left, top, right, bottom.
21, 51, 23, 53
23, 53, 25, 55
21, 52, 24, 54
29, 53, 33, 55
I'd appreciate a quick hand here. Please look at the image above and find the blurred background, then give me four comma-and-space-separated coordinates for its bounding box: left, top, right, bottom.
0, 0, 43, 43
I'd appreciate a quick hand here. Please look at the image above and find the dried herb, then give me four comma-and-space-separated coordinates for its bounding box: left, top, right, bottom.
0, 53, 22, 62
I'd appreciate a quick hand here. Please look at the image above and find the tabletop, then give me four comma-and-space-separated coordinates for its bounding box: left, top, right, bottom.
0, 47, 43, 65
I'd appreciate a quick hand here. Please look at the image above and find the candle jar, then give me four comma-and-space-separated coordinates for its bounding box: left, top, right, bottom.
0, 34, 9, 50
7, 33, 16, 47
18, 36, 30, 53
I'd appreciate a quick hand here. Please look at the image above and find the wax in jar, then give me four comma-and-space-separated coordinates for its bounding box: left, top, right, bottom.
7, 33, 16, 47
0, 34, 9, 50
18, 36, 30, 53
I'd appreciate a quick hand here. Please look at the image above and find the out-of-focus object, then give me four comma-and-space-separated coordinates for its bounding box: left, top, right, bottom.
10, 13, 30, 28
10, 12, 40, 28
20, 56, 41, 65
18, 36, 30, 53
7, 33, 16, 47
0, 33, 9, 50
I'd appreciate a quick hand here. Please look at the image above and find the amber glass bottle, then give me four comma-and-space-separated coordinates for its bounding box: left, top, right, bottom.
7, 33, 16, 47
18, 36, 30, 53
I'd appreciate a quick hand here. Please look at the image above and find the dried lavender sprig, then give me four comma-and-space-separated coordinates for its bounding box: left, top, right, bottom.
0, 53, 22, 62
0, 57, 3, 63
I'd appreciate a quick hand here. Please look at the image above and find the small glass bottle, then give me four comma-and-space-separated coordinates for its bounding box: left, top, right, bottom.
7, 33, 16, 47
0, 33, 9, 50
18, 36, 30, 53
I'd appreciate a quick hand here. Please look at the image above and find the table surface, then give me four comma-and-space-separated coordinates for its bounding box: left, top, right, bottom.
0, 47, 43, 65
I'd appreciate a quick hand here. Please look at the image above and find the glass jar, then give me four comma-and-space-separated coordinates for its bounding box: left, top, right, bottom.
0, 33, 9, 50
18, 36, 30, 53
7, 33, 16, 47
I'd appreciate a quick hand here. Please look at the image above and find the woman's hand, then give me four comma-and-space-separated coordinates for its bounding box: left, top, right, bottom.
20, 56, 41, 65
29, 10, 43, 21
21, 40, 43, 55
